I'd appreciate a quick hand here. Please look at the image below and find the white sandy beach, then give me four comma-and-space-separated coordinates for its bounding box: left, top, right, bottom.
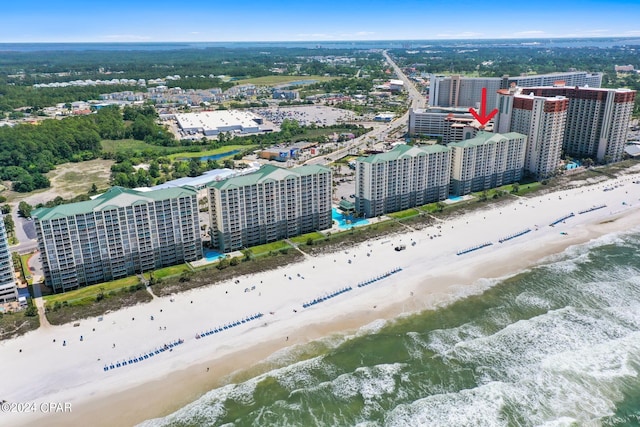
4, 171, 640, 427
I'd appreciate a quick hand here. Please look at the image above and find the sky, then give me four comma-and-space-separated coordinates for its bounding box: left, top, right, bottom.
2, 0, 640, 43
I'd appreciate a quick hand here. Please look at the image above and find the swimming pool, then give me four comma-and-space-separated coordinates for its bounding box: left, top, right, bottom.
332, 208, 369, 229
203, 249, 224, 262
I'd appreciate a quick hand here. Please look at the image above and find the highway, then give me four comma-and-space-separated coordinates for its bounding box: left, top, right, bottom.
305, 50, 427, 166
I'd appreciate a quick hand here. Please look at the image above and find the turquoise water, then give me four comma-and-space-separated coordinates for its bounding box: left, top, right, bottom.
203, 249, 224, 262
448, 195, 464, 202
332, 207, 369, 229
140, 228, 640, 427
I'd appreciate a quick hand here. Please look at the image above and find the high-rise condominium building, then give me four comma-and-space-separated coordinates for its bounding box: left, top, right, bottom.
428, 71, 603, 110
208, 164, 332, 253
0, 213, 18, 303
449, 132, 527, 196
355, 144, 452, 218
524, 86, 636, 162
506, 71, 603, 89
495, 87, 569, 178
34, 187, 202, 292
428, 75, 502, 109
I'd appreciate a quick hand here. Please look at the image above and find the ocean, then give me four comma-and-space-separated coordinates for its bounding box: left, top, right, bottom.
140, 228, 640, 427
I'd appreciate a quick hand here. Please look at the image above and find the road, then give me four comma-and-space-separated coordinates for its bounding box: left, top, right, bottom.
382, 50, 427, 110
304, 50, 427, 166
8, 203, 39, 254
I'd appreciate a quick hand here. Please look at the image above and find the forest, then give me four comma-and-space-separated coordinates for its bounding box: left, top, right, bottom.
0, 47, 383, 110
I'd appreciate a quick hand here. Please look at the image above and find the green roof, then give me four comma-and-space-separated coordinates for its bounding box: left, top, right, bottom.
357, 144, 450, 164
447, 131, 527, 149
208, 164, 330, 190
33, 186, 198, 221
338, 199, 356, 211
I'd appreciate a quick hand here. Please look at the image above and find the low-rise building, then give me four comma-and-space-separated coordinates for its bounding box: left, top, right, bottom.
175, 110, 268, 136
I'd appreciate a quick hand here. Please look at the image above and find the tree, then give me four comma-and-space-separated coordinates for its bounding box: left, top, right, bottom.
88, 183, 98, 195
18, 201, 33, 218
1, 204, 10, 214
149, 160, 160, 178
4, 214, 14, 234
511, 183, 520, 194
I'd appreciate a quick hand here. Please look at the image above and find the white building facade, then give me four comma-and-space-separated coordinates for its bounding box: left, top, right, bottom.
449, 132, 527, 196
495, 88, 569, 178
0, 213, 18, 303
355, 144, 452, 218
208, 165, 332, 252
33, 187, 202, 292
524, 87, 636, 163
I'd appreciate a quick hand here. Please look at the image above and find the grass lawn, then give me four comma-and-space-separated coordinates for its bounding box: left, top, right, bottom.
20, 253, 33, 282
249, 240, 292, 256
289, 232, 325, 245
43, 276, 140, 306
145, 264, 190, 280
167, 144, 257, 160
516, 181, 543, 196
233, 75, 336, 86
388, 208, 421, 220
101, 139, 160, 153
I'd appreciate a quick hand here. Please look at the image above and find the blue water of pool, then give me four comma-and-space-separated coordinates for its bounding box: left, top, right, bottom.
203, 249, 224, 262
332, 208, 369, 229
448, 195, 463, 202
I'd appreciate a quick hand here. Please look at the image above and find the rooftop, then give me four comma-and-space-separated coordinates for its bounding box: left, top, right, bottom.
208, 164, 330, 190
357, 143, 450, 164
175, 110, 263, 132
448, 131, 526, 149
33, 186, 198, 221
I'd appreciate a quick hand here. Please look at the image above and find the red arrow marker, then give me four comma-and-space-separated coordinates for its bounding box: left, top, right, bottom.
469, 87, 498, 127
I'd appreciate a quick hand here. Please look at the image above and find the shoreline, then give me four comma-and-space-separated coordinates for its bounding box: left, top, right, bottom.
4, 173, 640, 427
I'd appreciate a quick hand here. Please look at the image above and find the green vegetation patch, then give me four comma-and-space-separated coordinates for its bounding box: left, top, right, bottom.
145, 264, 190, 280
44, 276, 140, 307
19, 253, 33, 282
388, 208, 420, 220
101, 139, 160, 153
249, 240, 292, 257
289, 232, 325, 245
45, 288, 152, 326
0, 310, 40, 340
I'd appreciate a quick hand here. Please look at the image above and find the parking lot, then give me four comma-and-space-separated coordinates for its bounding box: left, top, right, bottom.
252, 105, 359, 129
